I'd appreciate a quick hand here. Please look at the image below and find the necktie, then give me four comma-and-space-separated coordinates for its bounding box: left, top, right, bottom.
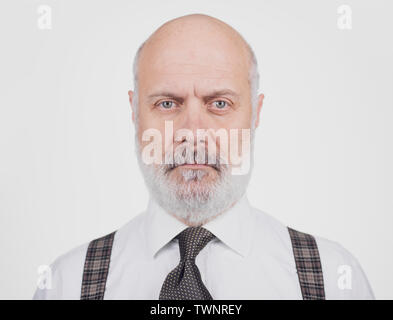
159, 226, 216, 300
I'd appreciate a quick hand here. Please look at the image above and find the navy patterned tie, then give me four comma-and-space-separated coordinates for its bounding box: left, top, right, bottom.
159, 227, 216, 300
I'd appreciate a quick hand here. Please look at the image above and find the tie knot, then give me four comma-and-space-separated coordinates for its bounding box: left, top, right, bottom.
177, 227, 215, 261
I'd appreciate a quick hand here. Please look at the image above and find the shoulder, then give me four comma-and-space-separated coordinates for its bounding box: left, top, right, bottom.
249, 205, 374, 299
313, 235, 375, 299
33, 211, 147, 300
33, 241, 89, 300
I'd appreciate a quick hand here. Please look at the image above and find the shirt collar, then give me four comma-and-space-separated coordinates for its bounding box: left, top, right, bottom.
144, 193, 255, 258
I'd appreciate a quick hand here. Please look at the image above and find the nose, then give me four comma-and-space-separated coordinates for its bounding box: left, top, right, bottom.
175, 97, 207, 142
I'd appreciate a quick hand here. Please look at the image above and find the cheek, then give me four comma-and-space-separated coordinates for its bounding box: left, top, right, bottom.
219, 114, 252, 165
137, 112, 166, 144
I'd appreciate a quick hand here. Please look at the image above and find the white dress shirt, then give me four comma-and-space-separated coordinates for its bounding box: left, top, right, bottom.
33, 194, 374, 299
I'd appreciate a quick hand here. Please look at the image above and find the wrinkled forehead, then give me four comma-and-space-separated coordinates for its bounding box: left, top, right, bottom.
137, 30, 251, 96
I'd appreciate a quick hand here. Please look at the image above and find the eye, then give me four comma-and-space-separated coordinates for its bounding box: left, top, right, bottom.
159, 101, 174, 109
213, 100, 228, 109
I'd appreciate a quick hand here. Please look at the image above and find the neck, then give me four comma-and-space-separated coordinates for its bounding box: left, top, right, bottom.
170, 198, 238, 227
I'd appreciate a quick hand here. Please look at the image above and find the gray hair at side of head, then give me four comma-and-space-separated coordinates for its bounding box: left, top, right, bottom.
131, 38, 260, 132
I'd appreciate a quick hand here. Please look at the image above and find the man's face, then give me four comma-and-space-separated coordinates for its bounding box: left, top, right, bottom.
129, 17, 262, 225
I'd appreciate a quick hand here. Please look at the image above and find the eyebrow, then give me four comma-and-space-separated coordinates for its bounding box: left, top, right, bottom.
147, 89, 240, 104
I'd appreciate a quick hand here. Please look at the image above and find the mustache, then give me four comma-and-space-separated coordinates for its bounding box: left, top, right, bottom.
165, 146, 223, 173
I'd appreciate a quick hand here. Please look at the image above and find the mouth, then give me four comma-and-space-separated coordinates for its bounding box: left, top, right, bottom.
167, 163, 220, 173
178, 164, 212, 169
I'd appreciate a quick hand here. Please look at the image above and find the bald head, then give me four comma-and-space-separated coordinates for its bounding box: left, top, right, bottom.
141, 14, 254, 59
131, 14, 260, 123
134, 14, 257, 80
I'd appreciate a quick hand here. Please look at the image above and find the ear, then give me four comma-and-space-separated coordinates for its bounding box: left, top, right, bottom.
128, 90, 135, 122
254, 93, 264, 128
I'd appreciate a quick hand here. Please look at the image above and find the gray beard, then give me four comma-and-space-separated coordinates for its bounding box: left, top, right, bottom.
135, 138, 254, 226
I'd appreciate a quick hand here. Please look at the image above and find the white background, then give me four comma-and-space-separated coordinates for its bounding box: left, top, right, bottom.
0, 0, 392, 299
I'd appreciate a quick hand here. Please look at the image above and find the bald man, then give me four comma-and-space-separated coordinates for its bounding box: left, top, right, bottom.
33, 14, 374, 300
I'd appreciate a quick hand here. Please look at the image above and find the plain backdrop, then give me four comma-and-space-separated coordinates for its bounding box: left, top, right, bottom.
0, 0, 392, 299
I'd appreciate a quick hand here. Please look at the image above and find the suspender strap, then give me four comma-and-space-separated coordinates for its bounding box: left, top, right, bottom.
80, 227, 324, 299
80, 231, 116, 300
288, 227, 326, 300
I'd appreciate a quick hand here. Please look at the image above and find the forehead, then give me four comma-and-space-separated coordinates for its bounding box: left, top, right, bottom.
137, 33, 250, 96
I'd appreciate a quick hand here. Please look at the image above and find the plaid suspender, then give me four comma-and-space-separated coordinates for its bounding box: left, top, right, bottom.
80, 228, 325, 300
80, 231, 116, 300
288, 227, 326, 300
